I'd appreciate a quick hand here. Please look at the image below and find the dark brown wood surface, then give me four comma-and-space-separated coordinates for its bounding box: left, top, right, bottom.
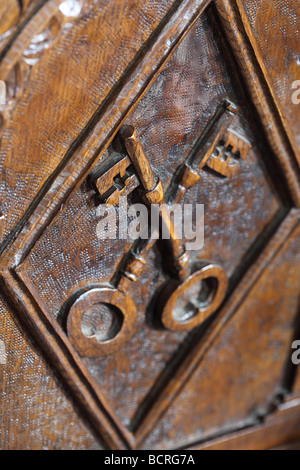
294, 367, 300, 395
0, 0, 299, 450
236, 0, 300, 166
141, 213, 300, 448
0, 295, 103, 449
14, 7, 284, 433
190, 399, 300, 450
0, 0, 180, 246
0, 0, 40, 54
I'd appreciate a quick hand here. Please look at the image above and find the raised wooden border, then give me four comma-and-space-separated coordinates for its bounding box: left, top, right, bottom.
2, 209, 298, 449
0, 0, 214, 450
0, 0, 299, 451
0, 0, 212, 267
134, 209, 300, 446
187, 396, 300, 450
214, 0, 300, 207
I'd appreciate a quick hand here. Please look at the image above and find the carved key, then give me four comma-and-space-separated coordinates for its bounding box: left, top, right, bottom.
91, 125, 164, 206
67, 99, 251, 356
90, 154, 139, 205
111, 122, 231, 330
110, 99, 251, 328
113, 126, 189, 291
165, 99, 238, 206
206, 128, 252, 178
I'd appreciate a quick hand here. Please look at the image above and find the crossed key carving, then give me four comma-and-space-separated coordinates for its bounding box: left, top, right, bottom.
66, 99, 252, 358
91, 99, 251, 208
92, 154, 140, 205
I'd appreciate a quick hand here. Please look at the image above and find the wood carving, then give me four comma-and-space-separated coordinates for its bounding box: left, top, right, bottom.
90, 99, 252, 335
0, 1, 40, 53
66, 287, 138, 358
0, 1, 21, 39
0, 0, 94, 140
92, 155, 140, 205
0, 1, 38, 38
214, 0, 300, 206
72, 112, 244, 354
0, 0, 299, 451
0, 0, 204, 254
206, 129, 252, 178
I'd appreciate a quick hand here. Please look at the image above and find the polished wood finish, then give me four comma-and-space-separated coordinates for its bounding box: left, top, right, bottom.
0, 0, 299, 450
0, 0, 39, 54
190, 399, 300, 450
294, 367, 300, 396
236, 0, 300, 166
140, 213, 300, 448
0, 295, 104, 450
215, 0, 300, 207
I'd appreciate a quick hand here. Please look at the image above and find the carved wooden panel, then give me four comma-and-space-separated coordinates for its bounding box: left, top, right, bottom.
11, 6, 282, 434
236, 0, 300, 165
0, 296, 103, 450
0, 0, 40, 54
0, 0, 185, 246
141, 213, 300, 448
0, 0, 299, 451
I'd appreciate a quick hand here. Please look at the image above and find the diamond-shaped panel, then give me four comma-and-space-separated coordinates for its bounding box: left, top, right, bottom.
3, 2, 298, 450
15, 8, 285, 430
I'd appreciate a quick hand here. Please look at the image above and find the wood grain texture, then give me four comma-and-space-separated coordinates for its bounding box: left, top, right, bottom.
0, 295, 104, 450
236, 0, 300, 164
0, 0, 179, 247
13, 9, 286, 439
2, 268, 135, 449
0, 0, 211, 269
141, 212, 300, 449
273, 439, 300, 450
214, 0, 300, 207
0, 0, 299, 451
0, 1, 21, 37
189, 400, 300, 450
294, 367, 300, 395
